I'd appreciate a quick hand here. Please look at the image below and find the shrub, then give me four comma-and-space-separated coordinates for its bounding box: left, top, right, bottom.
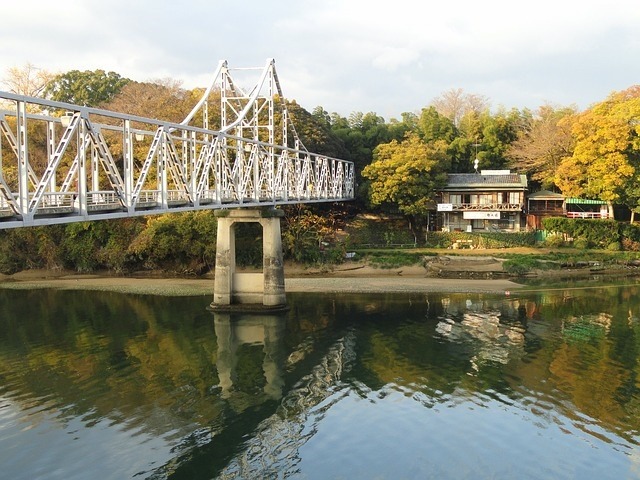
424, 231, 536, 249
607, 241, 622, 251
544, 234, 565, 248
365, 251, 423, 269
622, 238, 640, 251
572, 237, 590, 250
502, 256, 543, 275
128, 212, 217, 273
542, 217, 621, 247
344, 215, 415, 246
502, 261, 529, 275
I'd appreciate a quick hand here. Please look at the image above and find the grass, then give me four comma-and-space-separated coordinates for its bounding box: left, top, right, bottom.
354, 249, 428, 269
351, 245, 640, 274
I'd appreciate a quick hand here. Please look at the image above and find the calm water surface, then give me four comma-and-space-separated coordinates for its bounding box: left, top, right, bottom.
1, 283, 640, 479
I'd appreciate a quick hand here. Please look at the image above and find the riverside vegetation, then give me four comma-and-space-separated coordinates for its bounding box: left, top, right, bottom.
2, 205, 640, 280
3, 68, 640, 281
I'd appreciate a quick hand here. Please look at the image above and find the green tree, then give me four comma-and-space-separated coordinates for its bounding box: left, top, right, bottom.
282, 100, 347, 159
362, 133, 450, 242
478, 108, 526, 170
418, 106, 456, 144
44, 69, 130, 107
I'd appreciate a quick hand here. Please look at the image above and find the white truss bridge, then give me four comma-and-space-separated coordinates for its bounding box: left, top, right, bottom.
0, 59, 355, 229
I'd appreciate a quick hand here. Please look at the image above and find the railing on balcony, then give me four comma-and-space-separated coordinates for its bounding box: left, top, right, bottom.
451, 203, 524, 211
527, 207, 565, 215
566, 211, 609, 219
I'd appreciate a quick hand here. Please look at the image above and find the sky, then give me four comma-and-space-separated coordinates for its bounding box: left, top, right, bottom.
1, 0, 639, 120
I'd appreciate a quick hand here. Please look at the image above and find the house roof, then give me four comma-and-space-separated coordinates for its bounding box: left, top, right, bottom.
527, 190, 564, 200
442, 173, 528, 190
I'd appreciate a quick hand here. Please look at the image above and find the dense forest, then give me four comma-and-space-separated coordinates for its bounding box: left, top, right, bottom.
0, 64, 639, 274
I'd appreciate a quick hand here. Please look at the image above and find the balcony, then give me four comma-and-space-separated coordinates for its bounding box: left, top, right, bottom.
527, 206, 565, 215
450, 203, 524, 211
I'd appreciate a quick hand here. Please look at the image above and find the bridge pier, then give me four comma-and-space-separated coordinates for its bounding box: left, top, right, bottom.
211, 208, 287, 311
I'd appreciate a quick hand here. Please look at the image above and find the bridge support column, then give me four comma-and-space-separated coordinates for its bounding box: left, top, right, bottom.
211, 208, 286, 311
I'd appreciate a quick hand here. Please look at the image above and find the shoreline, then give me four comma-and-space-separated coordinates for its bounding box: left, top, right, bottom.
0, 265, 523, 296
1, 255, 637, 296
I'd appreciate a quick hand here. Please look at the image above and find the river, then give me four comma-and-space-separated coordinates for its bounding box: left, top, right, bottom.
1, 282, 640, 479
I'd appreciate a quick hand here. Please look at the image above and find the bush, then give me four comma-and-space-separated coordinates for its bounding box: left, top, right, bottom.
0, 226, 65, 273
364, 251, 423, 269
424, 231, 536, 249
622, 238, 640, 251
542, 217, 621, 247
544, 234, 565, 248
502, 256, 542, 275
607, 241, 622, 251
572, 237, 590, 249
128, 212, 217, 274
345, 215, 415, 246
502, 261, 530, 275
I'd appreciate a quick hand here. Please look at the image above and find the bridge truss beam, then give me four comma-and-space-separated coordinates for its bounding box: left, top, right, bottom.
0, 59, 354, 229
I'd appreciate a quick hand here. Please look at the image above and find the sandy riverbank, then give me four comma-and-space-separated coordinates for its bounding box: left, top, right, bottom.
0, 257, 522, 296
3, 247, 638, 296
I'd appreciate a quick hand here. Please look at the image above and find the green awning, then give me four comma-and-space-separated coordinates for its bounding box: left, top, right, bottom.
565, 198, 606, 205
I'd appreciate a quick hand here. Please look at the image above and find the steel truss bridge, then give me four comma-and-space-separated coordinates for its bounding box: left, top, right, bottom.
0, 59, 355, 229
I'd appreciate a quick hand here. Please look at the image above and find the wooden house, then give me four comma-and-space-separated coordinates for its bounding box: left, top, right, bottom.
436, 170, 528, 232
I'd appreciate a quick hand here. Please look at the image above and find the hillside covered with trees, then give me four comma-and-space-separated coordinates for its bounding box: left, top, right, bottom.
1, 64, 640, 274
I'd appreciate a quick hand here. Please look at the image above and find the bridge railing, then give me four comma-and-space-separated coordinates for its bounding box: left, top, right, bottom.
0, 91, 355, 229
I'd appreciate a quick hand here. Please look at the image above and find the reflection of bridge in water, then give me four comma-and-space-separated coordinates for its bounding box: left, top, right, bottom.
0, 59, 354, 308
158, 311, 356, 479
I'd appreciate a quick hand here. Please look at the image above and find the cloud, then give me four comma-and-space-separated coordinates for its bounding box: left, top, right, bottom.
1, 0, 640, 119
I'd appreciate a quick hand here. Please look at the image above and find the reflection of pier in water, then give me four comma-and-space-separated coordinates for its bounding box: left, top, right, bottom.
162, 312, 356, 479
214, 313, 286, 401
218, 329, 356, 478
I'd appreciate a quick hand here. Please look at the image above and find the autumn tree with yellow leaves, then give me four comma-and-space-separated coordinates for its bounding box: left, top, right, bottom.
555, 86, 640, 221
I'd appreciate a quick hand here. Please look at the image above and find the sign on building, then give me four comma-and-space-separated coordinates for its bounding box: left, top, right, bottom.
437, 203, 453, 211
463, 211, 501, 220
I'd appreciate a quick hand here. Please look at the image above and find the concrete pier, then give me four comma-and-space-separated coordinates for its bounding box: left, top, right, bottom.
211, 208, 287, 311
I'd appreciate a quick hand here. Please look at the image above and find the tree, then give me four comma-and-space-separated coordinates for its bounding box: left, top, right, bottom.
445, 107, 525, 173
328, 110, 396, 206
506, 105, 576, 189
44, 69, 130, 107
555, 86, 640, 220
280, 100, 348, 159
102, 78, 193, 122
1, 63, 54, 98
431, 88, 489, 128
477, 107, 526, 170
418, 106, 456, 144
362, 133, 450, 241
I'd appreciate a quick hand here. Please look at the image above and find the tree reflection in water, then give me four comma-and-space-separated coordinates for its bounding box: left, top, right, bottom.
0, 286, 640, 479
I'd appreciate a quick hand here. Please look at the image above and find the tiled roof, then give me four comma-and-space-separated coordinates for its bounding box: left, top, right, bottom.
443, 173, 527, 189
